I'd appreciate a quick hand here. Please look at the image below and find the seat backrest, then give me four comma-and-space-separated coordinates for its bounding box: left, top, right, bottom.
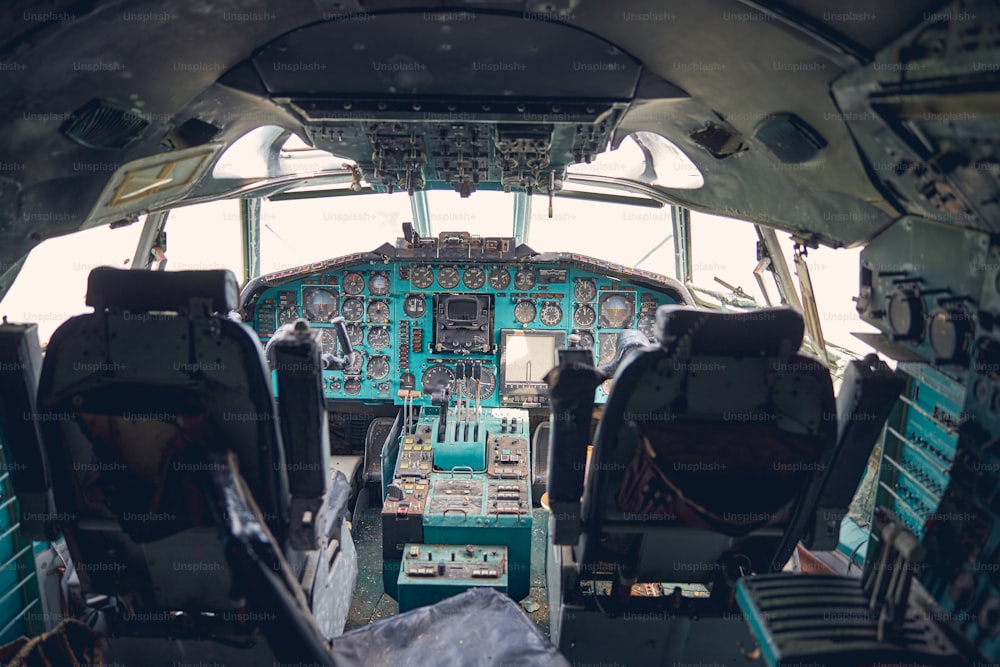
578, 305, 837, 584
35, 267, 291, 612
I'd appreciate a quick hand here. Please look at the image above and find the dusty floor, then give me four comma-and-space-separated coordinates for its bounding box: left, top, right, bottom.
345, 505, 551, 636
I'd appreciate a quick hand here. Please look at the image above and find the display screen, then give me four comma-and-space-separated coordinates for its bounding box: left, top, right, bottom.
500, 330, 563, 384
447, 297, 479, 322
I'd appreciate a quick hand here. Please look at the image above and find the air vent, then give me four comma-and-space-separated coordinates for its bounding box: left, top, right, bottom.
62, 99, 149, 149
689, 122, 747, 159
753, 113, 826, 163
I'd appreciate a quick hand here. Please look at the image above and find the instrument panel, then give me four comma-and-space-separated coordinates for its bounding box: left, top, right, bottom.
248, 255, 687, 406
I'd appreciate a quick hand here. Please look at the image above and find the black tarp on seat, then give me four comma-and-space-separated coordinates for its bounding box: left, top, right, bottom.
330, 588, 570, 667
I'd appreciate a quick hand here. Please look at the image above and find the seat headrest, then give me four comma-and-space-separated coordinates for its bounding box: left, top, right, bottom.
655, 305, 804, 358
86, 267, 239, 313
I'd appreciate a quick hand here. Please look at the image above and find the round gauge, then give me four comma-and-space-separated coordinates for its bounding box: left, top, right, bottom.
410, 265, 434, 289
421, 364, 456, 394
369, 273, 390, 296
574, 279, 597, 301
367, 326, 390, 350
463, 366, 496, 400
463, 267, 486, 289
319, 329, 338, 355
514, 300, 537, 324
329, 378, 342, 393
403, 294, 426, 318
346, 351, 364, 375
574, 330, 595, 349
342, 272, 365, 296
343, 378, 362, 395
540, 302, 563, 326
888, 288, 924, 341
367, 300, 390, 323
574, 304, 597, 328
514, 267, 536, 290
638, 312, 656, 339
599, 294, 634, 329
598, 334, 616, 365
278, 305, 299, 325
345, 322, 364, 347
489, 267, 511, 290
367, 356, 390, 380
437, 266, 460, 290
342, 297, 364, 322
302, 287, 338, 322
928, 308, 972, 363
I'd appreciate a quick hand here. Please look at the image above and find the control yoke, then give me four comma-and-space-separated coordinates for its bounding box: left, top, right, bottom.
321, 316, 355, 371
596, 329, 649, 379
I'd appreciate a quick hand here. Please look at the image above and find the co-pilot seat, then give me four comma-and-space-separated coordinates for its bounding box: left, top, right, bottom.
545, 305, 838, 666
31, 267, 356, 666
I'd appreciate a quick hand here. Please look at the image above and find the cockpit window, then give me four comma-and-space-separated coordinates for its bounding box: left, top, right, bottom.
526, 192, 676, 274
0, 221, 142, 345
259, 193, 412, 274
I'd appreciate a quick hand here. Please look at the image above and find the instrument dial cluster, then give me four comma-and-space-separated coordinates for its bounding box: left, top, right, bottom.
254, 260, 680, 403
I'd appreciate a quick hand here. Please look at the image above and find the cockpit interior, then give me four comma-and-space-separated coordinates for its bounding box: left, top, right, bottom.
0, 1, 998, 666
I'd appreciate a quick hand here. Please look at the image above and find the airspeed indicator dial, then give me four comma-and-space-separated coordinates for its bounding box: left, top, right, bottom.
463, 267, 486, 289
437, 266, 460, 290
410, 266, 434, 289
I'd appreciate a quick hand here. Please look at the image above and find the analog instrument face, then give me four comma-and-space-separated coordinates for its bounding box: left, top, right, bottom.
342, 272, 365, 295
638, 311, 656, 339
319, 329, 338, 355
574, 304, 597, 328
599, 293, 634, 328
463, 366, 496, 400
302, 287, 338, 322
488, 267, 511, 290
367, 326, 390, 350
346, 351, 364, 375
345, 323, 364, 347
539, 302, 563, 326
367, 300, 390, 323
463, 267, 486, 289
343, 378, 362, 395
410, 265, 434, 289
342, 297, 364, 321
369, 273, 391, 296
574, 278, 597, 301
513, 267, 536, 290
421, 364, 455, 394
367, 356, 390, 380
575, 330, 595, 349
278, 305, 299, 325
403, 294, 426, 318
514, 300, 537, 324
437, 266, 460, 290
598, 332, 617, 365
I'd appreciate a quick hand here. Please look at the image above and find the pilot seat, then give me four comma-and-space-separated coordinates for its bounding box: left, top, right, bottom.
20, 267, 356, 666
544, 305, 843, 665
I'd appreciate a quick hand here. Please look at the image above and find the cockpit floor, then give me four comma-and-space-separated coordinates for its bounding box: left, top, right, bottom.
345, 506, 551, 635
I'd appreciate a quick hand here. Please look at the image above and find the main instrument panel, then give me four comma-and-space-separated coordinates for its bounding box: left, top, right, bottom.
243, 238, 690, 407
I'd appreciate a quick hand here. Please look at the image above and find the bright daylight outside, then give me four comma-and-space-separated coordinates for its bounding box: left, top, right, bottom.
0, 133, 877, 361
